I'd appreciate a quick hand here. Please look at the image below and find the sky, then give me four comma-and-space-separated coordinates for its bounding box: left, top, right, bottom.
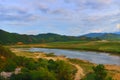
0, 0, 120, 36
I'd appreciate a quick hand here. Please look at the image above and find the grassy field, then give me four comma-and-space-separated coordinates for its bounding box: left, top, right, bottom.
12, 41, 120, 55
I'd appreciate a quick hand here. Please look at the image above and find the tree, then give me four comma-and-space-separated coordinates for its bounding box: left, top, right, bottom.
10, 72, 30, 80
48, 59, 58, 72
56, 60, 74, 80
30, 69, 56, 80
0, 75, 5, 80
93, 64, 107, 80
3, 59, 17, 72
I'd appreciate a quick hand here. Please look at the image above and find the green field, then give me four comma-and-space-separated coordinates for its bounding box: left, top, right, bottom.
13, 41, 120, 55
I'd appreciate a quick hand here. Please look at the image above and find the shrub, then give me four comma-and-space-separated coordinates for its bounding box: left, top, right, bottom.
93, 64, 107, 80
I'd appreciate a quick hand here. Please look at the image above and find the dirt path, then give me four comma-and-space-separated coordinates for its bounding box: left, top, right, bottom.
70, 63, 84, 80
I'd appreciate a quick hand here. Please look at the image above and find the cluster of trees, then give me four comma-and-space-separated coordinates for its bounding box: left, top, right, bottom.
9, 58, 76, 80
83, 64, 113, 80
0, 45, 16, 72
0, 45, 15, 58
0, 45, 76, 80
93, 64, 113, 80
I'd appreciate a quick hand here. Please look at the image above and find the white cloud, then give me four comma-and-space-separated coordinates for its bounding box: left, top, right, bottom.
91, 29, 104, 33
97, 0, 112, 4
116, 24, 120, 29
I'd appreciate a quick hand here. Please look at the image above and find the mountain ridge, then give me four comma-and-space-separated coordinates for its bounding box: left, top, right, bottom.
0, 29, 96, 44
83, 32, 120, 41
0, 29, 120, 44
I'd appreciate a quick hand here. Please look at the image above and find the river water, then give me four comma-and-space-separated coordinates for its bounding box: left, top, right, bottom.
19, 48, 120, 65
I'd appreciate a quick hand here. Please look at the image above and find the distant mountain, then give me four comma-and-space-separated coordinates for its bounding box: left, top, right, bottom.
2, 29, 120, 45
0, 29, 96, 44
114, 32, 120, 34
83, 32, 120, 41
1, 29, 120, 45
83, 33, 105, 38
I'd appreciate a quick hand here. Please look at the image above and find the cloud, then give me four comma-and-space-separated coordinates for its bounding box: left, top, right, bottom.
64, 0, 113, 5
6, 21, 32, 26
0, 13, 35, 21
37, 3, 50, 13
91, 29, 104, 33
116, 24, 120, 29
0, 5, 40, 21
64, 0, 118, 11
98, 0, 112, 4
50, 9, 69, 16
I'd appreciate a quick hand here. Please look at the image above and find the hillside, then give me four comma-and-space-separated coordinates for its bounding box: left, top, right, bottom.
0, 29, 96, 44
0, 45, 17, 72
0, 29, 120, 45
0, 45, 15, 58
0, 29, 38, 44
100, 33, 120, 40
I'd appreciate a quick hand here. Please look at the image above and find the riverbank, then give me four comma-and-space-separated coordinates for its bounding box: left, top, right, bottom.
11, 48, 120, 80
11, 47, 120, 65
10, 41, 120, 56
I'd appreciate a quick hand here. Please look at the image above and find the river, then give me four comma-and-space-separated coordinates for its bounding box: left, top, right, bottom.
19, 48, 120, 65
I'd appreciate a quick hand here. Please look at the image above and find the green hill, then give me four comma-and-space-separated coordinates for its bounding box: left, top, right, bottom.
0, 29, 96, 44
0, 29, 39, 44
